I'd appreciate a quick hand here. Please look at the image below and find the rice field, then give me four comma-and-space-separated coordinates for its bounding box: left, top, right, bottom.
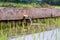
0, 17, 60, 40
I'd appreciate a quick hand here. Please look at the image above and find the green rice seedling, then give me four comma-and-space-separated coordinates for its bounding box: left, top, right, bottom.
22, 19, 27, 40
7, 21, 12, 37
37, 19, 41, 32
33, 19, 37, 23
0, 17, 60, 40
37, 19, 41, 40
0, 22, 7, 40
1, 22, 3, 35
12, 21, 16, 36
56, 17, 60, 28
31, 26, 36, 40
0, 34, 7, 40
41, 19, 46, 40
28, 24, 30, 34
15, 21, 18, 36
49, 18, 57, 26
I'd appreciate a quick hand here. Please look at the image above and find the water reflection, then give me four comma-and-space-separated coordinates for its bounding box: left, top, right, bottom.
8, 28, 60, 40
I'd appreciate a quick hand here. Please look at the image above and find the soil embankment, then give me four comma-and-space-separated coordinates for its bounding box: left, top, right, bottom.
0, 7, 60, 20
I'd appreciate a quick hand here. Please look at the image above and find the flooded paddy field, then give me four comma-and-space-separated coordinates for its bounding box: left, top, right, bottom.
8, 28, 60, 40
0, 17, 60, 40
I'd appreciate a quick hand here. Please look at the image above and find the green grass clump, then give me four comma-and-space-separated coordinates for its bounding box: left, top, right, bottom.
0, 2, 45, 8
53, 6, 60, 8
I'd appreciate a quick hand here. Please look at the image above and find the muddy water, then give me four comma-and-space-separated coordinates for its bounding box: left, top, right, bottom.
8, 28, 60, 40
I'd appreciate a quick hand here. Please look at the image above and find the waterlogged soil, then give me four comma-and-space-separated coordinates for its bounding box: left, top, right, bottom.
8, 28, 60, 40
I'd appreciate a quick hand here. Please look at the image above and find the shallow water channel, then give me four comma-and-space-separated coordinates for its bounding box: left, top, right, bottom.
8, 28, 60, 40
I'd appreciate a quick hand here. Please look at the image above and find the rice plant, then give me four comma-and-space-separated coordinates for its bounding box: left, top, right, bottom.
0, 17, 60, 40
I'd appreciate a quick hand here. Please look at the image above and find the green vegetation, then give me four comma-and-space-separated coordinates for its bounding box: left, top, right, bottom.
0, 0, 60, 40
0, 0, 60, 7
43, 0, 60, 5
0, 34, 7, 40
0, 2, 45, 8
53, 6, 60, 8
0, 17, 60, 40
